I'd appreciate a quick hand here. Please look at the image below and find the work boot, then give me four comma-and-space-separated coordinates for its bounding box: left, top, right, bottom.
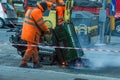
19, 60, 28, 68
33, 62, 42, 68
32, 52, 42, 68
19, 54, 31, 68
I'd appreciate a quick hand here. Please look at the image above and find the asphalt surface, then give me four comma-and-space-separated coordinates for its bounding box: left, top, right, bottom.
1, 28, 120, 80
0, 66, 120, 80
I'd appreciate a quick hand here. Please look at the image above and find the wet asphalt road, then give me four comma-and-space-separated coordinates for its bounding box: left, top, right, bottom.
0, 28, 120, 80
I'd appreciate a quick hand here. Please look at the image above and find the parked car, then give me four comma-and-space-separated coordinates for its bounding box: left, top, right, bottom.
111, 0, 120, 36
0, 2, 18, 28
112, 15, 120, 36
12, 0, 25, 26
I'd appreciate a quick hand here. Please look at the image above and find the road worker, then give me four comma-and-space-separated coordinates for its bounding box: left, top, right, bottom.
43, 0, 67, 65
43, 0, 65, 25
54, 0, 65, 25
20, 2, 50, 68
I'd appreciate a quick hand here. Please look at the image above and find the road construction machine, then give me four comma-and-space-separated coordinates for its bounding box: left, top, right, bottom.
9, 0, 85, 66
9, 0, 114, 67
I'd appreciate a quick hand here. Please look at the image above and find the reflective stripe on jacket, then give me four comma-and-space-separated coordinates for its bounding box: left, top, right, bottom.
21, 6, 49, 44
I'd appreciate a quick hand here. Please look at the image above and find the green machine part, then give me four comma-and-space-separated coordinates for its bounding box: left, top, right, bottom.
64, 0, 84, 61
53, 23, 84, 63
42, 0, 84, 64
65, 23, 84, 58
53, 0, 84, 63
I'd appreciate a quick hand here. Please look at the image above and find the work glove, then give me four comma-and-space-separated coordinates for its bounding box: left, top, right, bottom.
44, 33, 52, 43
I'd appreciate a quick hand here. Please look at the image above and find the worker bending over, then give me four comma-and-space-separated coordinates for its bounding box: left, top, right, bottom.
20, 2, 50, 68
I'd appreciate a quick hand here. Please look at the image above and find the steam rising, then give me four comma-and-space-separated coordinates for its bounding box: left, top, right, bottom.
84, 45, 120, 69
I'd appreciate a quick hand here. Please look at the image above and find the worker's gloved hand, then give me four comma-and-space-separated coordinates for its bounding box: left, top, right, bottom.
44, 33, 52, 43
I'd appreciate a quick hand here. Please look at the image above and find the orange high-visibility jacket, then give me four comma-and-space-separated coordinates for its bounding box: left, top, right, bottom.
21, 5, 50, 44
55, 0, 65, 25
55, 5, 65, 25
45, 1, 53, 10
46, 0, 64, 5
46, 0, 65, 25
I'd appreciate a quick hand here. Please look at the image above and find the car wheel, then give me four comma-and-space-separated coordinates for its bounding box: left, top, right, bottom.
0, 18, 5, 28
112, 19, 120, 36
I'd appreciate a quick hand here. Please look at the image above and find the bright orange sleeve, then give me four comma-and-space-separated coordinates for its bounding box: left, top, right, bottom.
31, 8, 50, 33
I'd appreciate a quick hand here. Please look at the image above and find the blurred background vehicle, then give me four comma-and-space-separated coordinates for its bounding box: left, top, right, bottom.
112, 0, 120, 36
0, 1, 18, 28
8, 0, 39, 26
11, 0, 25, 26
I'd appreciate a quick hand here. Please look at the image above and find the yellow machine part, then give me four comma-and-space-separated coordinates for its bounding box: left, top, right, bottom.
43, 10, 56, 29
64, 9, 71, 23
64, 0, 74, 23
87, 25, 98, 33
74, 25, 98, 34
